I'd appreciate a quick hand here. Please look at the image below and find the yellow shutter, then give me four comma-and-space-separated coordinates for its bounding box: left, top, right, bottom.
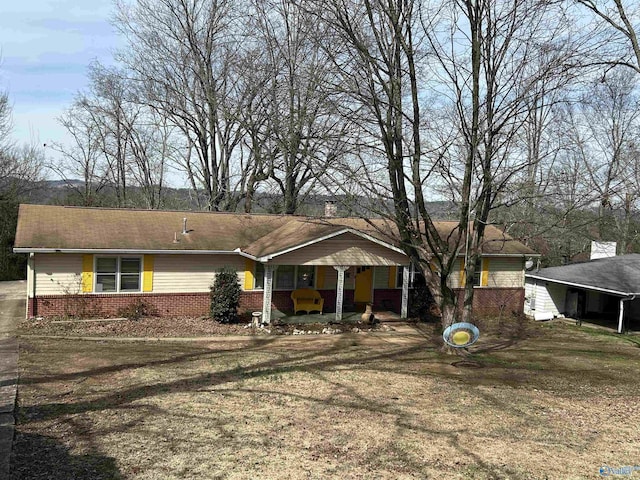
459, 259, 466, 287
143, 255, 154, 292
388, 266, 397, 288
81, 254, 93, 293
244, 259, 255, 290
316, 266, 325, 289
481, 258, 490, 287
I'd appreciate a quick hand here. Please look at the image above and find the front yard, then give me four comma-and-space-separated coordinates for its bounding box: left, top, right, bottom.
11, 318, 640, 479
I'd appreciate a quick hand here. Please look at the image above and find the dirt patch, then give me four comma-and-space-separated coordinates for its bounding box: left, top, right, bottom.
17, 316, 389, 338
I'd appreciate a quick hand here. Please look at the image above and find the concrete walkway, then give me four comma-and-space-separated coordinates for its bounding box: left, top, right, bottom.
0, 281, 25, 476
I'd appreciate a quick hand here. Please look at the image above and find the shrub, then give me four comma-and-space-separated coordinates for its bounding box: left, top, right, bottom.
117, 299, 157, 320
210, 267, 241, 323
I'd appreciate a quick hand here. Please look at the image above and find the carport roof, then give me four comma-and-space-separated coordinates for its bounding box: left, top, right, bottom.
526, 254, 640, 296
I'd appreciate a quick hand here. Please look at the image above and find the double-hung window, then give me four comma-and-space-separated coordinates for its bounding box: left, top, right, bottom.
95, 257, 141, 292
253, 264, 315, 290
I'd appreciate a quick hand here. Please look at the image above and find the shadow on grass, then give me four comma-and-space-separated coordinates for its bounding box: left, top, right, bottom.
10, 432, 122, 479
14, 321, 640, 479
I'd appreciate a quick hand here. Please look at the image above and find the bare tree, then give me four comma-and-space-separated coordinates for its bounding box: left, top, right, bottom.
0, 85, 44, 280
0, 90, 43, 193
561, 71, 640, 252
246, 0, 348, 214
48, 101, 111, 206
311, 0, 577, 331
576, 0, 640, 73
114, 0, 244, 211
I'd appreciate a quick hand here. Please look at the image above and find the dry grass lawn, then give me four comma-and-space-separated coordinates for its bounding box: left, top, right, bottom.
11, 318, 640, 479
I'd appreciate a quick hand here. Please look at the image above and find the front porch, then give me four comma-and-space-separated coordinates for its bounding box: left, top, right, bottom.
259, 264, 411, 324
249, 228, 412, 325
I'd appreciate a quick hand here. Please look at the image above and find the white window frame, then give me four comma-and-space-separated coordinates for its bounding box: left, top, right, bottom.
94, 256, 142, 293
471, 258, 482, 287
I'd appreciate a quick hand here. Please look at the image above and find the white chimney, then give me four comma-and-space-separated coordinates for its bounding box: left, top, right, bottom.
591, 241, 616, 260
324, 201, 337, 218
182, 217, 188, 234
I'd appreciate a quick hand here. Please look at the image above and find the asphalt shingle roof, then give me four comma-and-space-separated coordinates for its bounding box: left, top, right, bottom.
527, 254, 640, 295
14, 204, 536, 257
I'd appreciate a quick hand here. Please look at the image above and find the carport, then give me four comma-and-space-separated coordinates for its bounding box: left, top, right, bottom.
524, 254, 640, 333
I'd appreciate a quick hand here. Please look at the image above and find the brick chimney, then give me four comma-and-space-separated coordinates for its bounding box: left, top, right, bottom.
324, 201, 337, 218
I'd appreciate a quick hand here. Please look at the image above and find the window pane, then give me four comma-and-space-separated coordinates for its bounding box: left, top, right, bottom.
255, 263, 265, 289
120, 274, 140, 291
96, 274, 116, 292
275, 265, 295, 290
472, 259, 482, 286
121, 258, 141, 274
296, 266, 314, 288
96, 257, 117, 273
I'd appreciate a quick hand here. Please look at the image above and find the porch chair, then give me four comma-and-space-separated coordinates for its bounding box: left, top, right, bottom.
291, 288, 324, 315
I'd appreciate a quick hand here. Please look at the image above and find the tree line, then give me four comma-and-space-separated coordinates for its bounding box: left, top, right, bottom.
2, 0, 640, 329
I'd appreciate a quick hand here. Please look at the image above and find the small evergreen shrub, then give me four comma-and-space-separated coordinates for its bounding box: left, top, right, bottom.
210, 267, 241, 323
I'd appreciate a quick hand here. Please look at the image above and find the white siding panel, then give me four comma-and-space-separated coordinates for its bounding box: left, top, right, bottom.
271, 233, 407, 266
153, 254, 245, 293
524, 277, 535, 315
536, 282, 567, 316
35, 253, 83, 295
487, 258, 524, 288
449, 259, 465, 289
450, 257, 524, 289
526, 278, 568, 318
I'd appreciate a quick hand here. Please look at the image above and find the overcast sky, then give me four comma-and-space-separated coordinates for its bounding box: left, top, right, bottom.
0, 0, 120, 148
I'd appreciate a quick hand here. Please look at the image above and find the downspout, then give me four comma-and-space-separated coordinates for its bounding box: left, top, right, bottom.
28, 253, 35, 318
618, 295, 636, 334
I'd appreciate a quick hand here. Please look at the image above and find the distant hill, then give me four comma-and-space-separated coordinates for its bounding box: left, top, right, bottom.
15, 179, 459, 220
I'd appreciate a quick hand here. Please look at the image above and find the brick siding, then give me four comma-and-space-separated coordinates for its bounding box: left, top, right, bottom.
453, 287, 525, 316
28, 287, 523, 318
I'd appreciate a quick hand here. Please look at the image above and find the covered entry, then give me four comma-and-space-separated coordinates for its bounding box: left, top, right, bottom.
243, 226, 410, 324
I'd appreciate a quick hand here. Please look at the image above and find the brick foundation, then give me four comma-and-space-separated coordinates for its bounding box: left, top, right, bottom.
27, 287, 523, 318
453, 287, 525, 316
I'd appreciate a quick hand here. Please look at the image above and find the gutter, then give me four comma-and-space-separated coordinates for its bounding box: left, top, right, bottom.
13, 248, 243, 255
478, 253, 541, 258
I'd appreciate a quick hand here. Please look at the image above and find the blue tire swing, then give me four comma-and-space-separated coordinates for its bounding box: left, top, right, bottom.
442, 322, 480, 348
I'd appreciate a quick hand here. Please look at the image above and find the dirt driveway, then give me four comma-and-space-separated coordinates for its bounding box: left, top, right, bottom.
0, 282, 24, 476
0, 281, 25, 337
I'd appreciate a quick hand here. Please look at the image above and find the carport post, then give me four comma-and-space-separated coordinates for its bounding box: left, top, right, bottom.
618, 298, 625, 334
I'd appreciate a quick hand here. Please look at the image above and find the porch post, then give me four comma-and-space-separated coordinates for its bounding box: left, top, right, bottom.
262, 265, 276, 324
401, 265, 409, 319
334, 266, 349, 322
618, 298, 625, 334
